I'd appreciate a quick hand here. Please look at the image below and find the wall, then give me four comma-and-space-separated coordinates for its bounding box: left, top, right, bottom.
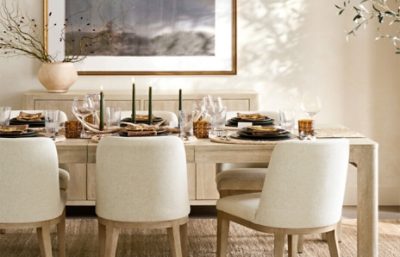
0, 0, 398, 205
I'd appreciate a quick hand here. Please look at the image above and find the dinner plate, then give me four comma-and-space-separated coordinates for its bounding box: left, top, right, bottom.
0, 129, 38, 138
231, 133, 292, 141
9, 118, 45, 128
121, 116, 164, 125
226, 117, 274, 127
119, 129, 168, 137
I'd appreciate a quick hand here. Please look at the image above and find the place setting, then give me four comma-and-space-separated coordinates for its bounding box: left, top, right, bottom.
0, 124, 37, 138
71, 83, 182, 142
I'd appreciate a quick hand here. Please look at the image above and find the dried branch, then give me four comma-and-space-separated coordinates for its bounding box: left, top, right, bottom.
0, 1, 110, 62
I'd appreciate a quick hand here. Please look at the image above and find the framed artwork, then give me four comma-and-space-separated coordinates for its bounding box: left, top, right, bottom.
44, 0, 237, 75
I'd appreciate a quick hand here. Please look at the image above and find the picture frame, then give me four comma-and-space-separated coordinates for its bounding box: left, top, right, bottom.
44, 0, 237, 76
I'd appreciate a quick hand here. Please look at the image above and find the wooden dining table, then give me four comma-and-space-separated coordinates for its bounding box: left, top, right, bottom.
56, 135, 378, 257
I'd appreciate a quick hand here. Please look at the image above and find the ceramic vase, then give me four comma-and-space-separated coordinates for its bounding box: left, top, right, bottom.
37, 62, 78, 93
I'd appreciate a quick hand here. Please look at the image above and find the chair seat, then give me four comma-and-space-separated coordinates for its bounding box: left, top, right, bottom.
216, 193, 261, 221
216, 168, 267, 191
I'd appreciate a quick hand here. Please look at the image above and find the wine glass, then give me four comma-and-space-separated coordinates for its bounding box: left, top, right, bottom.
300, 93, 322, 118
72, 97, 92, 138
86, 93, 100, 124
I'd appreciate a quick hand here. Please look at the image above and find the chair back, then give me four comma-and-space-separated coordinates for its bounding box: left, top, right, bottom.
96, 136, 190, 222
0, 138, 64, 223
10, 110, 68, 123
121, 111, 178, 127
255, 139, 349, 229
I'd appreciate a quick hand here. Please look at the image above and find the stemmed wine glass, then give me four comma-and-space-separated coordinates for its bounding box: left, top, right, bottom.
300, 93, 322, 119
86, 93, 100, 125
72, 97, 92, 138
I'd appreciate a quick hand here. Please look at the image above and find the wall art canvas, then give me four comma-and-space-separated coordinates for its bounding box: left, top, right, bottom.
45, 0, 236, 75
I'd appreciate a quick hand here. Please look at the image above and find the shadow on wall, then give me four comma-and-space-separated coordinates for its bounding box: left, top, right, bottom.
238, 0, 307, 109
133, 0, 307, 110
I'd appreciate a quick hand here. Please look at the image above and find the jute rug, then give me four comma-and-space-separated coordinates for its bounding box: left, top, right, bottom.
0, 218, 399, 257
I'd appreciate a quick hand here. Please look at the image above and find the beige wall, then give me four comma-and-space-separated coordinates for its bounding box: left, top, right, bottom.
0, 0, 398, 205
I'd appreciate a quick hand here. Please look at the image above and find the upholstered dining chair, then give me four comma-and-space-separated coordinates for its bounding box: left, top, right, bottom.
0, 138, 69, 257
120, 110, 178, 127
96, 136, 190, 257
216, 139, 349, 257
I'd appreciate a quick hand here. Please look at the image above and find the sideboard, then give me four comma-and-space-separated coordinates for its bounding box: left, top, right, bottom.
22, 90, 258, 206
23, 91, 259, 119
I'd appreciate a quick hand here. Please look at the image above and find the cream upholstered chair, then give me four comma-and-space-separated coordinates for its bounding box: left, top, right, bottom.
10, 110, 68, 123
120, 110, 178, 127
216, 139, 349, 257
216, 110, 278, 197
0, 138, 69, 257
96, 136, 190, 257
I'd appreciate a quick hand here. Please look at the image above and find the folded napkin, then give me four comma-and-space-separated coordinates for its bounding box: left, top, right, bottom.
0, 125, 29, 133
17, 112, 43, 121
237, 113, 270, 121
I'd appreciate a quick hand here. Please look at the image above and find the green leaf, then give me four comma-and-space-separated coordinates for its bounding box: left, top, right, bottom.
353, 14, 362, 21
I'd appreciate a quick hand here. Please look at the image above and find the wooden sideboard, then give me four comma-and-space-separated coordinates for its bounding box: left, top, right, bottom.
23, 91, 259, 119
23, 90, 258, 206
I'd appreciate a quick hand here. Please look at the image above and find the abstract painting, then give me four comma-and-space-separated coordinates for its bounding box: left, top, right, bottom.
45, 0, 236, 75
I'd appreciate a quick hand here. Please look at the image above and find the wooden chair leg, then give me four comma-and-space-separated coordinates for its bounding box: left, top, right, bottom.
167, 223, 183, 257
322, 221, 342, 242
288, 235, 298, 257
336, 222, 342, 243
326, 230, 340, 257
104, 222, 119, 257
57, 213, 66, 257
180, 223, 188, 257
297, 235, 304, 253
216, 213, 230, 257
37, 224, 53, 257
98, 222, 106, 257
274, 233, 285, 257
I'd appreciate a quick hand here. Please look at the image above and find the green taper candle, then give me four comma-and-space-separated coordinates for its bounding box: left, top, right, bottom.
148, 86, 152, 125
131, 78, 136, 123
178, 88, 182, 111
99, 91, 104, 131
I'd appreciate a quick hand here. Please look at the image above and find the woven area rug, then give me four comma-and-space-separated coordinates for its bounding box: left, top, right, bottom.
0, 218, 399, 257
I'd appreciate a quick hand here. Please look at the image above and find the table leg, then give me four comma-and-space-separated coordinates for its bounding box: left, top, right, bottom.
355, 145, 379, 257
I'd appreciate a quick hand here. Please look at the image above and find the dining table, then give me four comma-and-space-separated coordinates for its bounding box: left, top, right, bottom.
55, 132, 378, 257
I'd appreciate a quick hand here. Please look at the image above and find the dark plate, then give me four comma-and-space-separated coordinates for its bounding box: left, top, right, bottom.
231, 133, 292, 141
9, 118, 45, 128
237, 128, 291, 139
121, 117, 164, 126
119, 129, 168, 137
226, 117, 274, 127
0, 129, 38, 138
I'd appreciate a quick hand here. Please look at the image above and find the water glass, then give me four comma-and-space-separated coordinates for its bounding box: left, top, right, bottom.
210, 107, 227, 137
0, 106, 11, 125
179, 111, 194, 140
279, 109, 296, 132
106, 107, 121, 127
45, 110, 60, 139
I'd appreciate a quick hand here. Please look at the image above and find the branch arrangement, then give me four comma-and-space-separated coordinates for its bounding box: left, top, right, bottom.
336, 0, 400, 53
0, 1, 111, 63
